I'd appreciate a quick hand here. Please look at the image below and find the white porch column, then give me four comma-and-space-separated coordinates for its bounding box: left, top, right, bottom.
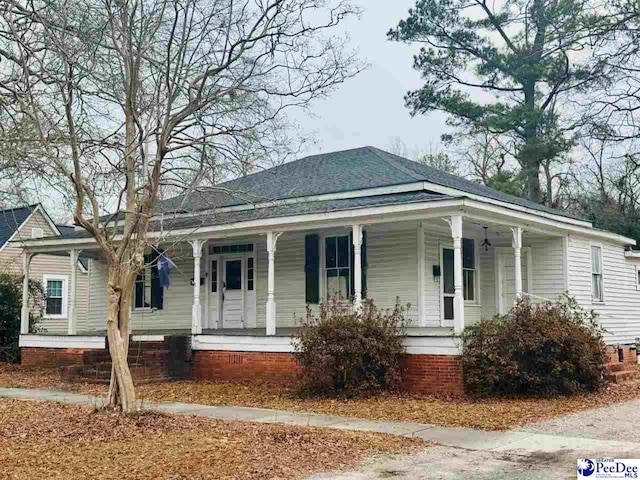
20, 253, 32, 335
352, 224, 363, 311
417, 222, 426, 326
191, 240, 203, 335
511, 226, 523, 301
68, 249, 78, 335
449, 215, 465, 335
266, 231, 282, 336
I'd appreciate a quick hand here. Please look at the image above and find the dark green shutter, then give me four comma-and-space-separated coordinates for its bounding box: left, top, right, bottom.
304, 234, 320, 304
361, 230, 367, 298
150, 250, 164, 310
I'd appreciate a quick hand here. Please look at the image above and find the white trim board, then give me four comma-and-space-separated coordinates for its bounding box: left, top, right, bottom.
192, 334, 461, 356
19, 334, 106, 349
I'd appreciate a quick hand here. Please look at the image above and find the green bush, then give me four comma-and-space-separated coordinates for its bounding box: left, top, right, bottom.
462, 296, 606, 397
294, 297, 408, 398
0, 273, 45, 363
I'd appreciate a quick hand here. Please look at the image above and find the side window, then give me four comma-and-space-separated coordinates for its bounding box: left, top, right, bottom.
211, 260, 217, 293
134, 252, 163, 310
325, 235, 350, 299
591, 246, 604, 302
462, 238, 475, 301
247, 257, 254, 291
44, 275, 67, 317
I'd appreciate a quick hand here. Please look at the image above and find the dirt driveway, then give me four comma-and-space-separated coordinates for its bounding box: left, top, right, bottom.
310, 399, 640, 479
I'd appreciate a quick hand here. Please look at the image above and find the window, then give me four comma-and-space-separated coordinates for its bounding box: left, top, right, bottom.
135, 262, 152, 309
442, 248, 454, 320
247, 257, 254, 291
225, 260, 242, 290
31, 227, 44, 239
591, 245, 604, 302
44, 275, 67, 317
637, 266, 640, 291
325, 235, 350, 298
211, 243, 253, 254
134, 252, 163, 310
462, 238, 475, 301
211, 260, 218, 293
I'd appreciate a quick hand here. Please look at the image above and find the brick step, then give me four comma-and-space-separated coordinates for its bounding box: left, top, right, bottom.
605, 370, 640, 384
605, 363, 630, 373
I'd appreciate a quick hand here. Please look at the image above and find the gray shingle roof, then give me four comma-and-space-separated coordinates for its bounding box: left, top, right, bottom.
0, 205, 37, 249
157, 146, 579, 219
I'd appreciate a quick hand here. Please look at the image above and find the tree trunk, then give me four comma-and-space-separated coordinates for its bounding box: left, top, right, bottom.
105, 272, 136, 413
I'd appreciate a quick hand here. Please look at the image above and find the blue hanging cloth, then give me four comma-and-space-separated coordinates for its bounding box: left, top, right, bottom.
157, 254, 176, 288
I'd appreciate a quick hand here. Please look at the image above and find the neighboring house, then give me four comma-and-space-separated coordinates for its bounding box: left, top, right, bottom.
13, 147, 640, 393
0, 204, 89, 334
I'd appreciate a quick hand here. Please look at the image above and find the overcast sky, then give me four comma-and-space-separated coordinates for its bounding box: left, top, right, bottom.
291, 0, 449, 157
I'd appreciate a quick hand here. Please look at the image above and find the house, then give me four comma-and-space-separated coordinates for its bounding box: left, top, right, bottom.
13, 147, 640, 394
0, 204, 90, 334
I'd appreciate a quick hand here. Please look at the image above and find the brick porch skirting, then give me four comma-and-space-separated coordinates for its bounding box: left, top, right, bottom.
21, 347, 100, 367
192, 350, 464, 395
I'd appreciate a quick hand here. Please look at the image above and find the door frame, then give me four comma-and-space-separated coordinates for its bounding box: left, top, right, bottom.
494, 246, 533, 314
205, 242, 257, 330
222, 256, 246, 328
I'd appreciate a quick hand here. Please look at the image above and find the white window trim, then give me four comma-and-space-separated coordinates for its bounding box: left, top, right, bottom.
133, 263, 153, 312
319, 229, 352, 302
43, 274, 68, 319
440, 239, 481, 310
591, 242, 605, 304
636, 264, 640, 292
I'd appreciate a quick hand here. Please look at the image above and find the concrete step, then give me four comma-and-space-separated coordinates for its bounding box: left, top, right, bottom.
605, 370, 639, 384
605, 362, 630, 373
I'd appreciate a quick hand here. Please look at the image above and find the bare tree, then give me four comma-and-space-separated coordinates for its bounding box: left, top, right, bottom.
0, 0, 360, 413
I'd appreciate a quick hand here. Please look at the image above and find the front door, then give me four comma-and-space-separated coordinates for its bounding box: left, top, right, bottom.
497, 249, 530, 314
223, 258, 244, 328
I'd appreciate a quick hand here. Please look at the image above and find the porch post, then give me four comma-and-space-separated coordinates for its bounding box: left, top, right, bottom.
191, 240, 203, 334
352, 224, 363, 311
511, 226, 523, 301
20, 253, 32, 335
68, 249, 78, 335
417, 222, 426, 326
266, 231, 282, 336
450, 215, 465, 335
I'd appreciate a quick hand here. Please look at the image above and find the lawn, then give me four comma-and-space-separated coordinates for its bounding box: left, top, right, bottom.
0, 397, 422, 479
1, 363, 639, 431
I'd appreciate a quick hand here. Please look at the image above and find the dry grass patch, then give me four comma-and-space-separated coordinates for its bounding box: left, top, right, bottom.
0, 398, 422, 480
3, 363, 640, 431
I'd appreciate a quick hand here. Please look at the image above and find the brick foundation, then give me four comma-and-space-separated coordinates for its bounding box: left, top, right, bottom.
402, 354, 464, 396
192, 350, 465, 395
192, 350, 301, 383
21, 347, 97, 367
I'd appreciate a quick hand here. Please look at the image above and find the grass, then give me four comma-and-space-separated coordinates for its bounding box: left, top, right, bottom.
0, 397, 422, 479
2, 363, 640, 431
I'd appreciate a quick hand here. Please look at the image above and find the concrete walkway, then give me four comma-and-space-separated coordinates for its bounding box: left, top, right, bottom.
1, 386, 639, 456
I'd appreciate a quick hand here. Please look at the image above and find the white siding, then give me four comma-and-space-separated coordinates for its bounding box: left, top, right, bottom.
568, 235, 640, 344
0, 210, 89, 334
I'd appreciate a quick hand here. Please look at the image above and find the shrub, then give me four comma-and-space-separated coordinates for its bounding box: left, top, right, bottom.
294, 297, 408, 398
0, 273, 45, 363
462, 296, 606, 397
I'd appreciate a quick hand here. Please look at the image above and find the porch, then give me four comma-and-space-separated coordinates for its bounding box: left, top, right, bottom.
18, 212, 566, 343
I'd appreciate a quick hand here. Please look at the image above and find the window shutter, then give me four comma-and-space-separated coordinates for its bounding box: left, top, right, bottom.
304, 234, 320, 304
150, 250, 164, 310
